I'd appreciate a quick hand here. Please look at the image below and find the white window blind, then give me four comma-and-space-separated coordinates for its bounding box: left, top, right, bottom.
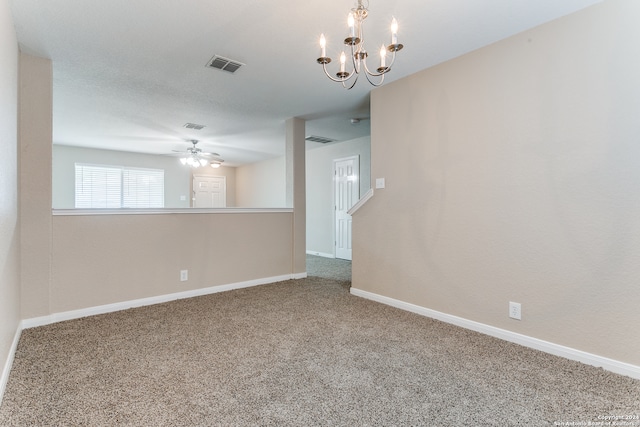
75, 164, 122, 208
122, 168, 164, 208
75, 163, 164, 208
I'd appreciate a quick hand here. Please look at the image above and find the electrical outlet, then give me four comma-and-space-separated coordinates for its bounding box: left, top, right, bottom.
509, 301, 521, 320
180, 270, 188, 282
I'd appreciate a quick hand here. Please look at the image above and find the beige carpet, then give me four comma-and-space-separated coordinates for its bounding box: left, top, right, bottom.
0, 256, 638, 426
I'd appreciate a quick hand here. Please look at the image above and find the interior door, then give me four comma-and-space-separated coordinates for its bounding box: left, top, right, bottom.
193, 175, 226, 208
334, 156, 359, 260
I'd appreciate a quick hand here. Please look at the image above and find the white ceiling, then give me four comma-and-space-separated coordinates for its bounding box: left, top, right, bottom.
10, 0, 602, 166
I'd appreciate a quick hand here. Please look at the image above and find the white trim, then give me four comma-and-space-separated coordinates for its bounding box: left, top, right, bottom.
306, 251, 335, 259
350, 287, 640, 380
52, 208, 293, 216
22, 274, 297, 330
292, 272, 308, 280
347, 188, 373, 216
0, 325, 21, 406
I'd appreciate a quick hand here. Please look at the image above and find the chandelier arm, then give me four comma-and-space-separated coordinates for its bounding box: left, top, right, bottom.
349, 43, 361, 75
363, 69, 385, 86
321, 62, 354, 83
342, 73, 360, 90
361, 60, 386, 78
385, 48, 399, 70
322, 64, 353, 83
361, 47, 399, 77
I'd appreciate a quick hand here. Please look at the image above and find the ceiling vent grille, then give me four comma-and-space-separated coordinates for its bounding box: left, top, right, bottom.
206, 55, 245, 74
183, 123, 206, 130
305, 135, 336, 144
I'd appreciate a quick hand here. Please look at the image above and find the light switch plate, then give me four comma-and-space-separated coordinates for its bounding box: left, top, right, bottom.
375, 178, 385, 189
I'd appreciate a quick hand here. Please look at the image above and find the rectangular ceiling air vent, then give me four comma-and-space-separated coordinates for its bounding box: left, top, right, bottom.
305, 135, 336, 144
206, 55, 245, 74
183, 123, 206, 130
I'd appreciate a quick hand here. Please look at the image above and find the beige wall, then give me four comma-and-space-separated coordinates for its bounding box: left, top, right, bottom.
50, 212, 293, 313
0, 0, 20, 394
286, 117, 306, 274
236, 156, 286, 208
353, 0, 640, 366
19, 53, 52, 319
306, 136, 371, 256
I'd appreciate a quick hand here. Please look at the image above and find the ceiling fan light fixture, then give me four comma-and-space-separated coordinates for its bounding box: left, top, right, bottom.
176, 140, 224, 168
180, 155, 208, 168
210, 162, 221, 168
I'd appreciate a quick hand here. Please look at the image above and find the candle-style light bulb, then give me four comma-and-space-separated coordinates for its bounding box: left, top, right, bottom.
380, 45, 387, 68
340, 51, 346, 72
391, 17, 398, 45
320, 33, 326, 57
348, 12, 355, 37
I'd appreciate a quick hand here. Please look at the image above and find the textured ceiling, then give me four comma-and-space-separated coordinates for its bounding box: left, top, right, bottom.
10, 0, 602, 166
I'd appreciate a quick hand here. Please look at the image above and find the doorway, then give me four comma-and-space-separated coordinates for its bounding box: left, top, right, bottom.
193, 175, 226, 208
334, 156, 359, 260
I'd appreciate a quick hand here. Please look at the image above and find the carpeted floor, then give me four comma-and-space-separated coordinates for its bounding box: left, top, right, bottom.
305, 254, 352, 286
0, 255, 638, 426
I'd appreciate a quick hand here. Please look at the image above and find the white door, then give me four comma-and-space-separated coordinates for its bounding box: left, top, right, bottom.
334, 156, 359, 260
193, 175, 226, 208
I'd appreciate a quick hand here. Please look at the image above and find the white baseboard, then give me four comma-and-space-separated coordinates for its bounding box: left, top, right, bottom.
350, 287, 640, 380
22, 274, 298, 330
306, 251, 335, 259
0, 325, 21, 406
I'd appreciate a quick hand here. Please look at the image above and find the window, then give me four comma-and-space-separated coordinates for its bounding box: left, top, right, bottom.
75, 163, 164, 208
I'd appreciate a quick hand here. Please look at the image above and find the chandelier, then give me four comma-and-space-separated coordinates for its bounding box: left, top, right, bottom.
316, 0, 403, 89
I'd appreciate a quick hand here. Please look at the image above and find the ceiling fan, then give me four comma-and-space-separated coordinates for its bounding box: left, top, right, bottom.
173, 140, 225, 168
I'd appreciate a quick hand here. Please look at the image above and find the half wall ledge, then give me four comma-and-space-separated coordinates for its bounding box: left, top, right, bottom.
52, 208, 293, 216
347, 188, 374, 216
